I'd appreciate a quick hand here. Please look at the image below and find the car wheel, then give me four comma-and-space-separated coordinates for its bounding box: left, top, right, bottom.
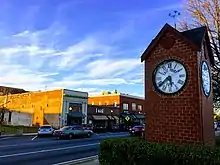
69, 133, 74, 139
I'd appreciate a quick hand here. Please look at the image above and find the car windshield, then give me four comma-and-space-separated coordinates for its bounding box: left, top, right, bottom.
40, 126, 51, 129
60, 126, 71, 130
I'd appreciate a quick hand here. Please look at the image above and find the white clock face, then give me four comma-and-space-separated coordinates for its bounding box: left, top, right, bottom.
201, 61, 211, 96
153, 60, 187, 94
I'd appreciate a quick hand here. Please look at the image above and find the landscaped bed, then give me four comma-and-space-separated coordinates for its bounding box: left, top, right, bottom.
99, 136, 220, 165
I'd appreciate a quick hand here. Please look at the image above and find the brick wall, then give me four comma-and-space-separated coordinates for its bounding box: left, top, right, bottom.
0, 89, 63, 126
144, 30, 204, 144
120, 95, 145, 113
88, 95, 120, 107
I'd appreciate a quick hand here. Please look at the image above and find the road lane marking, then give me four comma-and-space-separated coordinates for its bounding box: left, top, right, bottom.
0, 143, 100, 158
31, 136, 37, 141
52, 155, 98, 165
0, 133, 128, 148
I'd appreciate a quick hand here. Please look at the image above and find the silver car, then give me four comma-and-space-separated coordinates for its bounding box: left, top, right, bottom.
38, 125, 54, 137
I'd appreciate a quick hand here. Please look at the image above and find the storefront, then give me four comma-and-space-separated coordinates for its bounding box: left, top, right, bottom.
87, 105, 120, 131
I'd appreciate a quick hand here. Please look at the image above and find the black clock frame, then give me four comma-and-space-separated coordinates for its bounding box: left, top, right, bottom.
152, 59, 188, 96
201, 61, 211, 97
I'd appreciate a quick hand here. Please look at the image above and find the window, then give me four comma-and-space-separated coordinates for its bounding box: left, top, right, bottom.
98, 101, 101, 105
132, 103, 137, 111
92, 102, 94, 105
114, 101, 117, 107
138, 105, 142, 111
123, 103, 128, 110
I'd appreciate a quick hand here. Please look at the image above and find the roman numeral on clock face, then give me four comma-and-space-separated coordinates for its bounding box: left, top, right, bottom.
168, 63, 172, 69
177, 79, 184, 85
179, 74, 185, 78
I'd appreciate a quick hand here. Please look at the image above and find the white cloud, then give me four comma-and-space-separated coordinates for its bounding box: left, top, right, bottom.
85, 58, 141, 78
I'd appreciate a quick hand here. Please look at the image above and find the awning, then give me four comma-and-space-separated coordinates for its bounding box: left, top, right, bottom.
92, 115, 108, 120
68, 111, 84, 118
134, 114, 145, 119
108, 116, 115, 120
113, 116, 119, 120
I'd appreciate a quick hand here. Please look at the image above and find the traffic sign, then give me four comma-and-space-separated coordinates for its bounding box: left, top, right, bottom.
125, 116, 130, 121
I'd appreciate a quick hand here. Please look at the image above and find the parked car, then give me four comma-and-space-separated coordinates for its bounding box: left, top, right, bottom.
129, 125, 144, 136
38, 125, 54, 137
53, 125, 93, 139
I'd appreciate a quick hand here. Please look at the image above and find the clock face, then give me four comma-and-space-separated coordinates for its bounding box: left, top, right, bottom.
153, 59, 187, 94
201, 61, 211, 97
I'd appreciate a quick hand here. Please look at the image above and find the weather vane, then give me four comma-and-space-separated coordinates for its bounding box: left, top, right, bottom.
169, 10, 181, 29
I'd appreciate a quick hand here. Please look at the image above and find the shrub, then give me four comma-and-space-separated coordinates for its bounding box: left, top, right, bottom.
99, 138, 220, 165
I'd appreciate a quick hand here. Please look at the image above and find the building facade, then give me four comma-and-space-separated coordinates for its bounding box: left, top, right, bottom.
88, 91, 145, 128
0, 89, 88, 128
87, 105, 120, 130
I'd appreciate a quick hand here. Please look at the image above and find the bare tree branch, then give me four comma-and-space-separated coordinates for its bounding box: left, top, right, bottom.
179, 0, 220, 103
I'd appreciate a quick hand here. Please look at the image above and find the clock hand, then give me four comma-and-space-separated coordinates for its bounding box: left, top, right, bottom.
158, 76, 169, 87
174, 68, 183, 73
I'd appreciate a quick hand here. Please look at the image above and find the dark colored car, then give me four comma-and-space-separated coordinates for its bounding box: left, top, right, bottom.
129, 125, 144, 136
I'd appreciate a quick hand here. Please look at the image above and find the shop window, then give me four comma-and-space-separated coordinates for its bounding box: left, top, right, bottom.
114, 101, 117, 107
123, 103, 128, 110
132, 103, 137, 111
47, 104, 49, 107
138, 105, 142, 111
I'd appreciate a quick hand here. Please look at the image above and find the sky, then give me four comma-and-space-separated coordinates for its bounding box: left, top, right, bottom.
0, 0, 184, 97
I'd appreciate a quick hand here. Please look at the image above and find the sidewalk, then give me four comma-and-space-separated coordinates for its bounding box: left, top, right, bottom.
74, 159, 99, 165
0, 133, 37, 138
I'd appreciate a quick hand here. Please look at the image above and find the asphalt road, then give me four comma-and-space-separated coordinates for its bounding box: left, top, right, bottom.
0, 132, 129, 165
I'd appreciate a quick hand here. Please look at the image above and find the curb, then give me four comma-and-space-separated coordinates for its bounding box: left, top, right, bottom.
0, 133, 37, 138
52, 155, 98, 165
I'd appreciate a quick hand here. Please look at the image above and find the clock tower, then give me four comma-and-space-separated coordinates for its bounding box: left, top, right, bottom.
141, 23, 215, 146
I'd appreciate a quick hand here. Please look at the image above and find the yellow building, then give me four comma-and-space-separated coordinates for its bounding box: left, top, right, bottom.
0, 89, 88, 127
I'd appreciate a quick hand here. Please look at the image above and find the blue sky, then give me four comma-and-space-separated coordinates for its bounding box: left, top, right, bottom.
0, 0, 184, 96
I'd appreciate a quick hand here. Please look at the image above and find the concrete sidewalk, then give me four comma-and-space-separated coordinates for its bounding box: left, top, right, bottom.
74, 159, 99, 165
0, 133, 37, 138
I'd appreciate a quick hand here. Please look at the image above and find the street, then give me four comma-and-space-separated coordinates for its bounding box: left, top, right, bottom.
0, 132, 129, 165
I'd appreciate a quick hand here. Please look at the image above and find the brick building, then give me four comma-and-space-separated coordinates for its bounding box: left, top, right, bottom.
88, 90, 145, 128
0, 89, 88, 127
0, 86, 27, 96
141, 23, 215, 145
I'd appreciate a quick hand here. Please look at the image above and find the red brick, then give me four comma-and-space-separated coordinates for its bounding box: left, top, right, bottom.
143, 26, 215, 146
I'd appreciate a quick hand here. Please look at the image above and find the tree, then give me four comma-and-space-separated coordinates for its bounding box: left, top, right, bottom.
179, 0, 220, 103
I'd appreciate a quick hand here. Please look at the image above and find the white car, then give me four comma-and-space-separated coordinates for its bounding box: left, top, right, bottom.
38, 125, 54, 137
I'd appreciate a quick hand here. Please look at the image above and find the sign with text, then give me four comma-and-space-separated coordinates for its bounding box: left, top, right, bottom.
95, 108, 104, 113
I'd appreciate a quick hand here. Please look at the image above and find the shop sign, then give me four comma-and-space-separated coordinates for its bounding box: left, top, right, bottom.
96, 108, 104, 113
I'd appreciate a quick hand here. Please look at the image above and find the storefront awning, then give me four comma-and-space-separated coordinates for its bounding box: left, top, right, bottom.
113, 116, 119, 120
68, 111, 84, 118
108, 116, 114, 120
92, 115, 108, 120
134, 114, 145, 119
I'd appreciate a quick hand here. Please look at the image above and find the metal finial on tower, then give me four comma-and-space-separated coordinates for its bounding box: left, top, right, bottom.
169, 10, 181, 29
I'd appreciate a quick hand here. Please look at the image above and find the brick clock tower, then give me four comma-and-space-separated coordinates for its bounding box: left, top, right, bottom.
141, 23, 215, 146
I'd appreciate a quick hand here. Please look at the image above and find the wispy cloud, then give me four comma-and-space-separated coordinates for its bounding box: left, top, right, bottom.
0, 0, 183, 96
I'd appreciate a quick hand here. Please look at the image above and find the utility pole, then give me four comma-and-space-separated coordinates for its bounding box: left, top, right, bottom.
169, 10, 181, 29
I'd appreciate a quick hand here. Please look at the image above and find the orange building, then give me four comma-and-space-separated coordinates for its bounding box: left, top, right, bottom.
0, 89, 88, 127
88, 90, 145, 129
